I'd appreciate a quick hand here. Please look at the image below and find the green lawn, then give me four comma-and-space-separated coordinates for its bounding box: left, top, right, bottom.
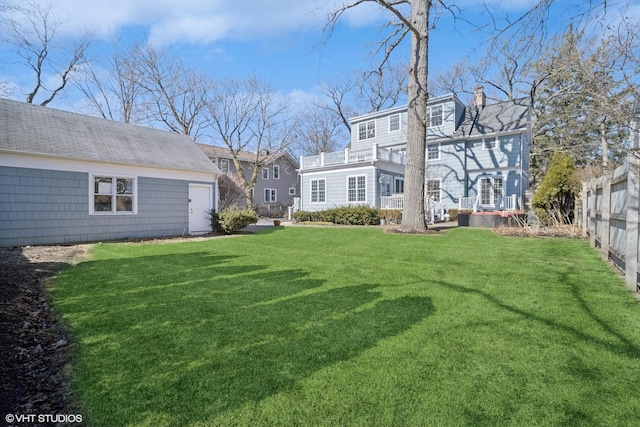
51, 227, 640, 426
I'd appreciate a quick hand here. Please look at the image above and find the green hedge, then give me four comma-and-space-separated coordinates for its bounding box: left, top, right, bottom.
209, 208, 259, 234
293, 206, 380, 225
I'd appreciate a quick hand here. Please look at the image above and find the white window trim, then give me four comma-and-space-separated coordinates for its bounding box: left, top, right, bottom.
428, 105, 443, 128
426, 178, 442, 203
347, 175, 367, 203
264, 188, 277, 203
427, 143, 440, 161
220, 159, 230, 173
289, 187, 296, 196
389, 113, 401, 132
273, 165, 280, 179
357, 120, 376, 141
394, 177, 404, 194
479, 176, 504, 205
311, 178, 326, 204
89, 174, 138, 215
262, 167, 269, 179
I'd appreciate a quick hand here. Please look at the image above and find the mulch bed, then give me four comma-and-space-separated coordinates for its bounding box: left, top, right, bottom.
0, 245, 90, 425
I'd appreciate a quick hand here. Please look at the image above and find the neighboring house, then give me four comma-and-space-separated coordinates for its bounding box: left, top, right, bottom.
0, 98, 220, 247
297, 87, 532, 218
198, 144, 300, 216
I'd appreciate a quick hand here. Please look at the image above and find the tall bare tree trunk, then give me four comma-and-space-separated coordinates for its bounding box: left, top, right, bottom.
401, 0, 430, 232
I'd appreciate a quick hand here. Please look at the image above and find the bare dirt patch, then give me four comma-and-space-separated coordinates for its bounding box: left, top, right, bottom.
0, 245, 90, 424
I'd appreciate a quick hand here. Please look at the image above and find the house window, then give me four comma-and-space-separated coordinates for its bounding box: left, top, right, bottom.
483, 137, 497, 150
389, 114, 400, 132
358, 120, 376, 141
220, 159, 229, 173
429, 105, 443, 127
348, 175, 366, 203
427, 179, 441, 203
311, 179, 326, 203
91, 175, 136, 214
264, 188, 277, 203
480, 177, 503, 205
427, 144, 440, 161
289, 187, 296, 196
262, 168, 269, 179
273, 165, 280, 179
394, 177, 404, 194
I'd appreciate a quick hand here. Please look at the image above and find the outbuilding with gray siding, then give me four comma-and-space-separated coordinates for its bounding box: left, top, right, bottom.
0, 98, 220, 247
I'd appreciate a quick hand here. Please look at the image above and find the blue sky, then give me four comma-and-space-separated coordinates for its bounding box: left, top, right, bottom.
1, 0, 638, 110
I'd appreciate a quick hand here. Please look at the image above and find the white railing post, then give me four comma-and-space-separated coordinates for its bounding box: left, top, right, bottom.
372, 143, 378, 161
320, 152, 325, 167
344, 148, 350, 164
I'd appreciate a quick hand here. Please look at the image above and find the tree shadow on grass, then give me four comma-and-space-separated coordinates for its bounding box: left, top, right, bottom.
53, 252, 434, 425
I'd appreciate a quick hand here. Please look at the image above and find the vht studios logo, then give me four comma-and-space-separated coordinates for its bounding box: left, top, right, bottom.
5, 413, 83, 424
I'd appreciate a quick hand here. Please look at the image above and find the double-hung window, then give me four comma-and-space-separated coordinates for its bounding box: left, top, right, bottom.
91, 175, 136, 214
220, 159, 229, 173
389, 114, 400, 132
264, 188, 277, 203
262, 168, 269, 179
273, 165, 280, 179
426, 179, 441, 203
429, 105, 443, 127
358, 120, 376, 141
311, 179, 326, 203
348, 175, 366, 203
394, 177, 404, 194
427, 144, 440, 161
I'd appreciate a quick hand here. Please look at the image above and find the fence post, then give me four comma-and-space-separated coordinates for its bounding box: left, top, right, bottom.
582, 182, 588, 237
626, 161, 640, 292
590, 179, 597, 248
600, 174, 611, 258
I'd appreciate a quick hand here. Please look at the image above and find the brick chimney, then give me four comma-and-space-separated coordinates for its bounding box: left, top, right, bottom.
474, 86, 486, 109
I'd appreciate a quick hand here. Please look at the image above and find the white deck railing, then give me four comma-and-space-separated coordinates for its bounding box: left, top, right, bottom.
458, 194, 519, 212
380, 195, 404, 209
300, 144, 405, 170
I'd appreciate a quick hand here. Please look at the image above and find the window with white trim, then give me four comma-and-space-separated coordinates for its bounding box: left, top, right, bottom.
394, 177, 404, 194
427, 144, 440, 161
91, 175, 136, 214
220, 159, 229, 173
311, 179, 326, 203
358, 120, 376, 141
262, 168, 269, 179
289, 187, 296, 196
428, 105, 443, 127
389, 114, 400, 132
348, 175, 366, 203
273, 165, 280, 179
483, 137, 497, 150
480, 177, 503, 205
264, 188, 277, 203
427, 179, 441, 203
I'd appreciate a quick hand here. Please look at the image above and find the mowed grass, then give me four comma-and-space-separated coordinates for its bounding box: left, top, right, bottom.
51, 227, 640, 426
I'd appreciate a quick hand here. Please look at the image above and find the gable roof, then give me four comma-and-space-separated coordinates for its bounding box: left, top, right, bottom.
455, 97, 531, 138
198, 143, 299, 167
0, 98, 219, 175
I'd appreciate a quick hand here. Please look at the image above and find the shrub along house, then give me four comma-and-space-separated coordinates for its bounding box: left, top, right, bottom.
297, 87, 532, 221
0, 98, 220, 247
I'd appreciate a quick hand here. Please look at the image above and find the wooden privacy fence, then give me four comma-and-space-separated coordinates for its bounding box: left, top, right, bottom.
581, 159, 640, 292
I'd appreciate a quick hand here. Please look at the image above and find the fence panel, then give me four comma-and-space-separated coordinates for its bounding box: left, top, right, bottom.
582, 160, 640, 292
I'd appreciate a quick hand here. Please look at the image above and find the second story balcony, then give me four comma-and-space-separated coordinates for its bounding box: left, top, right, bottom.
300, 144, 406, 170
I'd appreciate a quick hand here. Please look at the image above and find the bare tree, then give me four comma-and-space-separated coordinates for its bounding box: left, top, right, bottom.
206, 76, 297, 206
294, 102, 347, 156
217, 173, 246, 211
328, 0, 431, 232
74, 42, 144, 123
0, 1, 91, 106
134, 43, 210, 140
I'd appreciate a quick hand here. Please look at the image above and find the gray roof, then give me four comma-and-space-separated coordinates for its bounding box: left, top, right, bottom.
455, 97, 531, 138
0, 98, 219, 175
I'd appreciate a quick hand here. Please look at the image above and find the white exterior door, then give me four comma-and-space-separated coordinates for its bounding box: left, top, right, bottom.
189, 184, 212, 235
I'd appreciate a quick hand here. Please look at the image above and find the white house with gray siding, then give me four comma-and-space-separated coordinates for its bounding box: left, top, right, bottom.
297, 89, 531, 217
0, 98, 220, 247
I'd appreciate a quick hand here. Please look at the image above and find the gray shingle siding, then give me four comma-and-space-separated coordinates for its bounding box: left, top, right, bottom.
0, 166, 210, 246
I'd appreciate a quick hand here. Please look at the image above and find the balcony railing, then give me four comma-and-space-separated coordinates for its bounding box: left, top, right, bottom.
380, 195, 404, 209
300, 144, 405, 170
458, 194, 520, 212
